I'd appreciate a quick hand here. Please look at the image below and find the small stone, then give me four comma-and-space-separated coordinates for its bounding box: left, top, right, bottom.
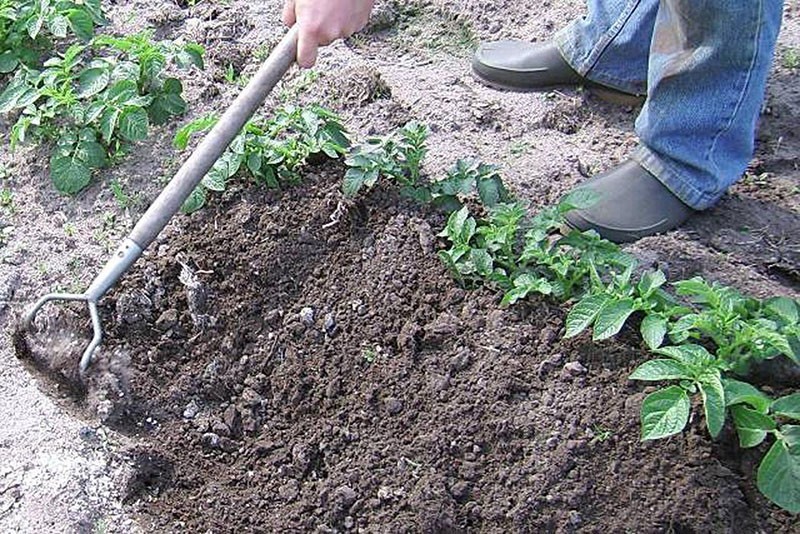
545, 436, 559, 450
201, 432, 220, 449
299, 307, 315, 326
449, 349, 472, 374
449, 481, 471, 503
323, 313, 337, 336
279, 480, 300, 501
265, 309, 282, 326
563, 361, 588, 376
183, 400, 200, 419
343, 516, 355, 529
241, 387, 263, 407
78, 427, 97, 441
568, 510, 582, 526
155, 308, 179, 331
334, 485, 358, 508
384, 397, 404, 415
223, 406, 242, 438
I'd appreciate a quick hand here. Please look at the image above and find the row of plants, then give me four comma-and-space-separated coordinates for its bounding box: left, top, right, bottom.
334, 122, 799, 513
173, 105, 350, 213
0, 1, 204, 194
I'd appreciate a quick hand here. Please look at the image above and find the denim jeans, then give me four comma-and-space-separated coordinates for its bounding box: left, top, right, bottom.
555, 0, 783, 210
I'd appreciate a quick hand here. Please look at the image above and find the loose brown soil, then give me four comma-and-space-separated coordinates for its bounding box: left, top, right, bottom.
86, 163, 791, 533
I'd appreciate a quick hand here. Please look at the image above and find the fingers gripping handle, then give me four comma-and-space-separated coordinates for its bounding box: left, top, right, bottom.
129, 27, 299, 250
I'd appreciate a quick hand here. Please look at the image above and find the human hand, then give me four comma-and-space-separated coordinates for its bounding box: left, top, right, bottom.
282, 0, 375, 68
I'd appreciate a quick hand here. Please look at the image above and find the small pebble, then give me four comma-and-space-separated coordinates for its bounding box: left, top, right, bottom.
183, 400, 200, 419
563, 361, 588, 376
299, 306, 315, 326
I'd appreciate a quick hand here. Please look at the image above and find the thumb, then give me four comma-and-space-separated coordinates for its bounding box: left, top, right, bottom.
296, 27, 318, 68
282, 0, 296, 26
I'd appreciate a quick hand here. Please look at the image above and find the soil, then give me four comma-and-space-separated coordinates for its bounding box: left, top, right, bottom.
2, 0, 799, 533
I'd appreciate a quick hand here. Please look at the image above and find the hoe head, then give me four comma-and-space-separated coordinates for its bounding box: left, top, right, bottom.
23, 291, 103, 374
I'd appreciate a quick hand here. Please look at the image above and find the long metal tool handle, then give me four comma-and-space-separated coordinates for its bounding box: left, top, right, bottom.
131, 26, 298, 250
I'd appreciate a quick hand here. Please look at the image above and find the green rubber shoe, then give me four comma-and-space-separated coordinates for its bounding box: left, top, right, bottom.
564, 160, 695, 243
472, 40, 644, 105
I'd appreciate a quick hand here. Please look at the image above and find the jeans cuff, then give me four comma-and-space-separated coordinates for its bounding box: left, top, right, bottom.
555, 22, 645, 96
630, 145, 720, 211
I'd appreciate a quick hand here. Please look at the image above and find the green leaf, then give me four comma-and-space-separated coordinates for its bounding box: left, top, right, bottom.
173, 114, 218, 150
764, 296, 798, 324
99, 108, 120, 143
0, 81, 30, 113
68, 9, 95, 41
119, 107, 149, 141
0, 51, 18, 74
558, 188, 601, 213
343, 168, 368, 197
26, 14, 44, 39
773, 394, 800, 421
629, 359, 692, 381
48, 14, 70, 38
182, 186, 207, 213
757, 437, 800, 513
476, 176, 508, 208
469, 249, 493, 277
655, 344, 715, 368
77, 68, 110, 98
698, 370, 725, 438
723, 378, 772, 413
75, 140, 107, 169
565, 293, 611, 338
593, 298, 636, 341
641, 314, 668, 350
50, 155, 91, 195
640, 386, 691, 440
784, 426, 800, 452
637, 270, 667, 297
731, 405, 776, 448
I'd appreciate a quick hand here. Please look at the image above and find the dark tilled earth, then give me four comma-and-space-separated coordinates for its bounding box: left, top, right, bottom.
91, 165, 792, 533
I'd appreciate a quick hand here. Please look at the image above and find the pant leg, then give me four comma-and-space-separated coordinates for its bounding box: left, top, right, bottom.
556, 0, 659, 95
632, 0, 783, 210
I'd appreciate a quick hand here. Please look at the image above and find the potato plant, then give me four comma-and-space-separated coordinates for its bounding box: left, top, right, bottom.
0, 0, 105, 75
0, 30, 204, 194
174, 104, 349, 213
350, 121, 799, 513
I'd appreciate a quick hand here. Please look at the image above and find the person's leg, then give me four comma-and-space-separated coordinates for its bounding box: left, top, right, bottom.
472, 0, 658, 98
631, 0, 784, 210
556, 0, 659, 95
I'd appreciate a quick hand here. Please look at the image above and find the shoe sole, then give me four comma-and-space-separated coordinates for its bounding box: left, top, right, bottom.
470, 68, 645, 107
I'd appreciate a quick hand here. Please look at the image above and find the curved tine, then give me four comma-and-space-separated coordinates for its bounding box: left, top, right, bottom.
80, 301, 103, 375
24, 292, 88, 329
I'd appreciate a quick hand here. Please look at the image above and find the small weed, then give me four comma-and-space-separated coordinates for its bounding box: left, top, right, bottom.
362, 347, 378, 364
224, 63, 237, 84
783, 47, 800, 69
63, 222, 77, 237
590, 424, 612, 444
509, 140, 531, 156
0, 188, 13, 213
109, 180, 131, 209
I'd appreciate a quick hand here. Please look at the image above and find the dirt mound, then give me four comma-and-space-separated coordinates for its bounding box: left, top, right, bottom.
94, 166, 794, 532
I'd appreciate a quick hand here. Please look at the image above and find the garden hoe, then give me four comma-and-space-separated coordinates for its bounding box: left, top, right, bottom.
14, 27, 299, 394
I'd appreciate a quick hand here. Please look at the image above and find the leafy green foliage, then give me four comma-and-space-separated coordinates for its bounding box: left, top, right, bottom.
0, 0, 105, 77
425, 138, 800, 512
174, 105, 349, 213
343, 121, 428, 198
343, 124, 510, 209
0, 27, 204, 194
